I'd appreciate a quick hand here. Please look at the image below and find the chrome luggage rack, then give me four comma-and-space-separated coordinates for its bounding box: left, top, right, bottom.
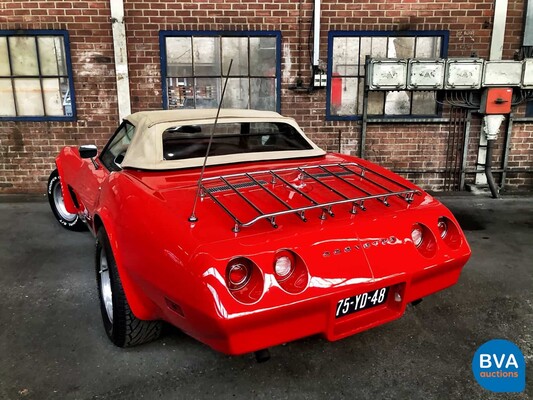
198, 163, 420, 232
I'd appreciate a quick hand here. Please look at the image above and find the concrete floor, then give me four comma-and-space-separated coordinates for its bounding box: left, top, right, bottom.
0, 194, 531, 400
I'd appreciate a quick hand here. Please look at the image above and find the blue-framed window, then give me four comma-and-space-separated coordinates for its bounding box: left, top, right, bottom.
160, 31, 281, 112
327, 31, 449, 121
0, 30, 76, 121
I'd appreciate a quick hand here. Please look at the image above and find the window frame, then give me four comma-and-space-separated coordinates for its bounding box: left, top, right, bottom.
159, 30, 282, 113
326, 30, 449, 122
0, 29, 77, 122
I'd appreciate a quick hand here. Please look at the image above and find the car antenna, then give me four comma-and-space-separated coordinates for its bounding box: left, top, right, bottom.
189, 59, 233, 223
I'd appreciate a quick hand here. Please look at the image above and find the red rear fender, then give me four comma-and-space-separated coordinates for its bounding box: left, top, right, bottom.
95, 208, 161, 320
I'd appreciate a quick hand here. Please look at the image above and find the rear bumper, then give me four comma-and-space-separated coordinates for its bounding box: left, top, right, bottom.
168, 257, 467, 355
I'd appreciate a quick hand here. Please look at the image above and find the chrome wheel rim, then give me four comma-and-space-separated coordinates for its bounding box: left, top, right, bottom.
52, 182, 77, 222
99, 247, 113, 323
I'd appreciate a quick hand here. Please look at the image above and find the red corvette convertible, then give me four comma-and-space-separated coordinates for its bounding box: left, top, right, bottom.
47, 109, 471, 357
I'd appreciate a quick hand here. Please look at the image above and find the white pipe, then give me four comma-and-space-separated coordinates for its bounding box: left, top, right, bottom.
524, 0, 533, 45
312, 0, 321, 66
489, 0, 508, 61
522, 0, 533, 46
476, 0, 509, 185
110, 0, 131, 121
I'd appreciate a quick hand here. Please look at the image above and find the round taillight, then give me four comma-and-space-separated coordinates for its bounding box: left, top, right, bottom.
274, 254, 294, 280
225, 257, 264, 304
411, 223, 437, 258
411, 224, 424, 247
227, 263, 249, 290
273, 250, 308, 293
438, 216, 462, 250
437, 218, 448, 238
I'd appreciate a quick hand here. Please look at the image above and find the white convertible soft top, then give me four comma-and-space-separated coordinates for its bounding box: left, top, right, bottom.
121, 109, 326, 170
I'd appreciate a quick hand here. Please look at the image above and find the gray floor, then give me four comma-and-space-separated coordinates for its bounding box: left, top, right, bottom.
0, 195, 531, 400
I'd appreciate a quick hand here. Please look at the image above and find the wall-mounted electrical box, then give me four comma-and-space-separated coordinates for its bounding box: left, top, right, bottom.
407, 59, 445, 89
367, 59, 408, 90
313, 69, 327, 88
480, 87, 513, 114
521, 59, 533, 88
483, 61, 523, 86
445, 59, 484, 89
366, 57, 533, 92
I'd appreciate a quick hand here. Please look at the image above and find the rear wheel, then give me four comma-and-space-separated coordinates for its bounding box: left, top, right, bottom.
95, 228, 162, 347
47, 169, 86, 231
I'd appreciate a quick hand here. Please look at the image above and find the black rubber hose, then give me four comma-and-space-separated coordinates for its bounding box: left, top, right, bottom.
485, 139, 499, 198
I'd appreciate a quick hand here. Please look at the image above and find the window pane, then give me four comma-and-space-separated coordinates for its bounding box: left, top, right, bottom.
359, 37, 371, 75
162, 121, 311, 160
14, 78, 44, 115
38, 36, 67, 76
331, 77, 358, 116
222, 78, 249, 109
222, 37, 248, 76
412, 91, 437, 115
193, 37, 220, 76
250, 78, 276, 110
357, 79, 365, 115
0, 37, 10, 75
108, 125, 136, 157
177, 77, 220, 109
332, 37, 359, 76
167, 78, 190, 108
250, 37, 276, 76
9, 37, 39, 76
371, 37, 388, 58
42, 78, 63, 115
60, 77, 72, 116
0, 79, 15, 115
194, 77, 220, 107
166, 37, 193, 76
368, 91, 385, 115
415, 37, 441, 58
385, 91, 411, 115
101, 123, 137, 171
389, 37, 415, 58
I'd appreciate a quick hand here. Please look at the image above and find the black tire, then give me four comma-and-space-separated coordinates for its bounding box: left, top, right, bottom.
95, 228, 162, 347
47, 169, 86, 231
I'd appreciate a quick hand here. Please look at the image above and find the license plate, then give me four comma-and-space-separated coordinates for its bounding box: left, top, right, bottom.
335, 287, 389, 318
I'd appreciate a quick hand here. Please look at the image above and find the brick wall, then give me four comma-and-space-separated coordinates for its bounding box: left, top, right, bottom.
0, 0, 118, 192
506, 122, 533, 188
0, 0, 532, 193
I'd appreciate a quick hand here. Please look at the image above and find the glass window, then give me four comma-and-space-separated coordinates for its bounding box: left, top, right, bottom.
161, 31, 280, 112
327, 31, 448, 120
162, 122, 312, 160
100, 122, 136, 171
0, 30, 76, 121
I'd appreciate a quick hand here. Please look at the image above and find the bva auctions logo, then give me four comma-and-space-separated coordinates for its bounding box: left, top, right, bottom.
472, 339, 526, 392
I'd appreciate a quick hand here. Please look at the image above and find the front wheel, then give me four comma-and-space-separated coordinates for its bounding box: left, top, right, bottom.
96, 228, 162, 347
47, 169, 86, 231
